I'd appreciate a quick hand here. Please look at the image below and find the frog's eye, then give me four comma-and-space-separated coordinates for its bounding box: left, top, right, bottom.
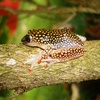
21, 35, 32, 43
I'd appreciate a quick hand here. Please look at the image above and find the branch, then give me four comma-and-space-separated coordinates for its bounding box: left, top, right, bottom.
0, 6, 99, 15
0, 40, 100, 99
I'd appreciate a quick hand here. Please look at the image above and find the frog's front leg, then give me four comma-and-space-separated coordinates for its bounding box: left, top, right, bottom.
37, 46, 53, 64
22, 48, 53, 71
22, 53, 57, 71
22, 53, 42, 71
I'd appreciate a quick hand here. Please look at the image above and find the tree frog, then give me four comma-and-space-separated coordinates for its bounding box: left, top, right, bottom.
21, 28, 86, 71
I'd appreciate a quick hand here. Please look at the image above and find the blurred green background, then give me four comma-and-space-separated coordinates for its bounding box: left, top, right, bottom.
0, 0, 100, 100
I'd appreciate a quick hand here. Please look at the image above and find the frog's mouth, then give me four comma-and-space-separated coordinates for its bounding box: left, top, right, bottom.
21, 35, 49, 51
22, 41, 45, 51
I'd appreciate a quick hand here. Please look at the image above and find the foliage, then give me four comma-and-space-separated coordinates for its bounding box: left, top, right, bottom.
13, 84, 70, 100
0, 16, 9, 43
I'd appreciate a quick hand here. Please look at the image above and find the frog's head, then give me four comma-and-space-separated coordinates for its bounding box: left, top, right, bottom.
21, 30, 47, 49
21, 34, 40, 47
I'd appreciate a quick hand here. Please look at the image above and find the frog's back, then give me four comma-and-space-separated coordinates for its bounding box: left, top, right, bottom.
28, 28, 83, 49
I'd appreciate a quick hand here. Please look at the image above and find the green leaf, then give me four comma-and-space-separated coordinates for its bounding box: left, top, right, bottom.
70, 13, 87, 36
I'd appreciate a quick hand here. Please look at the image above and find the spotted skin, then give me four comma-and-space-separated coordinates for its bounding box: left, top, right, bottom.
21, 28, 86, 71
49, 46, 85, 62
22, 28, 83, 50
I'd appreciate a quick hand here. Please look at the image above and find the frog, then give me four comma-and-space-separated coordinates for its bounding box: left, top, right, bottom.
21, 28, 86, 71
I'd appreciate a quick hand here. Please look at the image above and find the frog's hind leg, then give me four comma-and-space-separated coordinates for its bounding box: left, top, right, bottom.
76, 34, 86, 42
49, 46, 86, 63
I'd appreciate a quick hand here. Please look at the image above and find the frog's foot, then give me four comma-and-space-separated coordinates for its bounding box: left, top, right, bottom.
37, 53, 49, 64
22, 54, 42, 71
37, 46, 53, 64
45, 64, 48, 68
41, 58, 60, 68
76, 34, 86, 42
22, 54, 37, 66
28, 58, 50, 70
37, 58, 42, 64
28, 62, 36, 72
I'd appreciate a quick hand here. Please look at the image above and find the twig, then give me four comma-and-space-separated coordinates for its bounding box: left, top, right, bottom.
0, 6, 99, 15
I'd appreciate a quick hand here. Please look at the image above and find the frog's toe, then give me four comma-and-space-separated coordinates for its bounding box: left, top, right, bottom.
22, 62, 25, 66
38, 58, 42, 64
45, 64, 48, 68
22, 61, 29, 66
28, 68, 33, 72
